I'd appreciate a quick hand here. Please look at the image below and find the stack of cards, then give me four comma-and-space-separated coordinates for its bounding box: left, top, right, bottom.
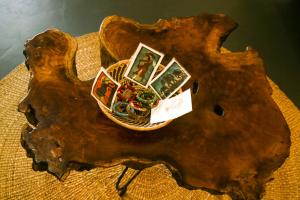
91, 43, 191, 123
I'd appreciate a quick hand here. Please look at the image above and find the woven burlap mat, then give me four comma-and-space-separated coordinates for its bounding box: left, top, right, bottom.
0, 32, 299, 200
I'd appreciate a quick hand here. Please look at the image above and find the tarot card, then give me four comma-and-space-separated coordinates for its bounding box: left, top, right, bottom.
124, 43, 164, 88
150, 58, 191, 99
91, 67, 121, 111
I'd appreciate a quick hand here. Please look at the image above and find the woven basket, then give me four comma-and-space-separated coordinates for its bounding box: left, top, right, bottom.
99, 59, 174, 131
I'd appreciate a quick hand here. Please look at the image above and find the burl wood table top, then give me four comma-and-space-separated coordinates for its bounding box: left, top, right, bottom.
19, 14, 290, 200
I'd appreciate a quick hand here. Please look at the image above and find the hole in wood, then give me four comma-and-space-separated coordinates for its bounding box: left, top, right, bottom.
213, 104, 224, 116
192, 80, 199, 94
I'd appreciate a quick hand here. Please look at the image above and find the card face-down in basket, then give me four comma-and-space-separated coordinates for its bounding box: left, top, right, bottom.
150, 89, 193, 124
124, 43, 164, 88
91, 67, 121, 111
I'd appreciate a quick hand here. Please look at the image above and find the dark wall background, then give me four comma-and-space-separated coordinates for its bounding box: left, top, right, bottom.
0, 0, 299, 107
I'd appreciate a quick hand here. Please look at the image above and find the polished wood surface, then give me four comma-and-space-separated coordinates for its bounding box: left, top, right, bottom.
19, 14, 290, 200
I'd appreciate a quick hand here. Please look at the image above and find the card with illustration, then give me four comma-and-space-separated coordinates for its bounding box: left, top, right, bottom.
91, 67, 121, 111
124, 43, 164, 88
150, 58, 191, 99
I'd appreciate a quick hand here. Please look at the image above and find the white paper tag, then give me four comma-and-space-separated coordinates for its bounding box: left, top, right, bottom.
150, 89, 192, 124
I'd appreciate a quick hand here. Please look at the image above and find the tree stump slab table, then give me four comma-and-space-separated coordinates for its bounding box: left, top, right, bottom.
19, 14, 290, 200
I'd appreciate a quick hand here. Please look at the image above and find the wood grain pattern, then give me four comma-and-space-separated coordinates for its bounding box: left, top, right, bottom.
19, 14, 290, 200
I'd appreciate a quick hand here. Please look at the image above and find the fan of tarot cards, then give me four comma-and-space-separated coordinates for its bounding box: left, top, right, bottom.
91, 43, 191, 131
